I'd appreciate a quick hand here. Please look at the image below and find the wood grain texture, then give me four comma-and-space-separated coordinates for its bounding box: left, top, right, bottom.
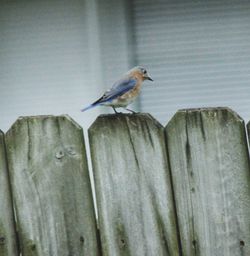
0, 130, 18, 256
166, 107, 250, 256
89, 113, 180, 256
5, 115, 100, 256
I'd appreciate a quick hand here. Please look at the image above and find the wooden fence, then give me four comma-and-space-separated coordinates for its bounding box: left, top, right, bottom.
1, 107, 250, 256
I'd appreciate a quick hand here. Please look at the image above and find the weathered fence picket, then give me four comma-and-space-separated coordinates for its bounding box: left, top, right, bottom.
5, 115, 100, 256
89, 114, 180, 256
1, 107, 250, 256
166, 108, 250, 256
0, 130, 18, 256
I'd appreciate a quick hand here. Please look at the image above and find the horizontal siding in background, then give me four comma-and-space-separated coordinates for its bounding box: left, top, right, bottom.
133, 0, 250, 124
0, 0, 134, 131
0, 0, 103, 132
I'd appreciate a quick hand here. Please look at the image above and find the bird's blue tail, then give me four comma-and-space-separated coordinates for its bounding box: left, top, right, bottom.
81, 95, 106, 112
81, 103, 99, 112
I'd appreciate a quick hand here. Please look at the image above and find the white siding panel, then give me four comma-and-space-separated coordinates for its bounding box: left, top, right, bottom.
133, 0, 250, 124
97, 0, 133, 87
0, 0, 136, 132
0, 0, 103, 132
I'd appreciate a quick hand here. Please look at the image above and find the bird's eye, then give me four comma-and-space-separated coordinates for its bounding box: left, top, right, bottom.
143, 69, 147, 74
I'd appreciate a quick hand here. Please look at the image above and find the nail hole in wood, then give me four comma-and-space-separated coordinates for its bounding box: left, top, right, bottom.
240, 240, 245, 247
0, 237, 5, 245
80, 236, 84, 244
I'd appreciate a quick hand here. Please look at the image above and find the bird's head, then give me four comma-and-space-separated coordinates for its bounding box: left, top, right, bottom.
129, 66, 153, 82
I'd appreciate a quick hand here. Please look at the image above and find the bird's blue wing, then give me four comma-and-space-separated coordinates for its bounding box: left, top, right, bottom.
94, 77, 137, 104
81, 77, 136, 112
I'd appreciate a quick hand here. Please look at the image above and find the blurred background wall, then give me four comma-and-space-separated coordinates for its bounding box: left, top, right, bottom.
1, 0, 250, 132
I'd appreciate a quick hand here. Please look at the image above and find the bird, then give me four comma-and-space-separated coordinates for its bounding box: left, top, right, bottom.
81, 66, 153, 113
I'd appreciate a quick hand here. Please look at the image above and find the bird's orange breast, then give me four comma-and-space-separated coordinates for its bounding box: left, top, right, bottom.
119, 81, 142, 100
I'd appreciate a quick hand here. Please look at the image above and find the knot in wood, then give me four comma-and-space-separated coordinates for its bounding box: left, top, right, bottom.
118, 238, 126, 248
67, 146, 76, 156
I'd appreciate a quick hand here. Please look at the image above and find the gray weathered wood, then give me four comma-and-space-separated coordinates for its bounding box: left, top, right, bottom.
0, 130, 18, 256
166, 107, 250, 256
89, 113, 180, 256
5, 115, 100, 256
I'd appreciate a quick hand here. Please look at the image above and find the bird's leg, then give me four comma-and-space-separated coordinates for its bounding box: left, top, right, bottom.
125, 108, 137, 114
112, 106, 118, 114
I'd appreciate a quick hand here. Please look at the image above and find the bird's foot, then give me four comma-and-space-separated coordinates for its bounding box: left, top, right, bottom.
112, 107, 122, 114
125, 108, 137, 114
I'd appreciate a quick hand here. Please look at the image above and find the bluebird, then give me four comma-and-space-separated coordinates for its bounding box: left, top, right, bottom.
81, 66, 153, 113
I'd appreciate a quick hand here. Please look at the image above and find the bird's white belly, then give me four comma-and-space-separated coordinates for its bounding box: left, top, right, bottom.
102, 96, 135, 107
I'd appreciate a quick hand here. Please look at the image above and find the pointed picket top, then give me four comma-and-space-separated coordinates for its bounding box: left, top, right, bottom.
7, 114, 83, 134
89, 112, 163, 130
167, 107, 244, 130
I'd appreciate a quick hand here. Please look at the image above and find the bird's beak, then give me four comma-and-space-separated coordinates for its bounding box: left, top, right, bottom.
144, 73, 153, 81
